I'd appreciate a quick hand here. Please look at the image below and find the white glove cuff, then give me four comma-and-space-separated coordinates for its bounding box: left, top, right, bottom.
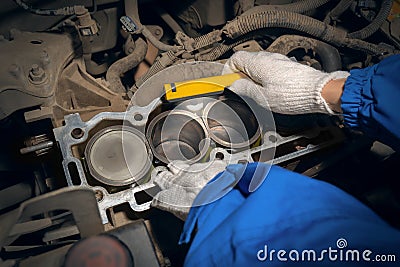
314, 71, 350, 115
228, 70, 350, 115
264, 70, 350, 115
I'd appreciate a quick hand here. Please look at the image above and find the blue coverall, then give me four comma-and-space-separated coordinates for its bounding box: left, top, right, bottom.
179, 55, 400, 266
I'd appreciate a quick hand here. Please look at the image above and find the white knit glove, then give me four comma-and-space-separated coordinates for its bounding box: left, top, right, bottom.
151, 160, 227, 220
223, 51, 350, 115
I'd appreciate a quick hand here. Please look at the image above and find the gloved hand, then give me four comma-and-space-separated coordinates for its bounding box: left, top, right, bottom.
223, 51, 350, 115
151, 160, 227, 220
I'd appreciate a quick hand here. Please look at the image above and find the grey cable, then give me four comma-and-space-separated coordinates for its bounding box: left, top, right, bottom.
223, 10, 396, 55
323, 0, 354, 24
242, 0, 331, 15
141, 26, 182, 52
13, 0, 81, 16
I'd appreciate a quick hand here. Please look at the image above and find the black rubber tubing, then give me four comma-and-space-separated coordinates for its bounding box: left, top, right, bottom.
348, 0, 393, 39
222, 10, 393, 55
324, 0, 354, 24
106, 37, 148, 93
313, 40, 342, 72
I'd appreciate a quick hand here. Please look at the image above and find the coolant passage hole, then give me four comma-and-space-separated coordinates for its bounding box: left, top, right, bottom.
215, 152, 225, 160
67, 162, 81, 185
135, 186, 160, 205
134, 113, 143, 121
30, 40, 43, 45
71, 128, 84, 139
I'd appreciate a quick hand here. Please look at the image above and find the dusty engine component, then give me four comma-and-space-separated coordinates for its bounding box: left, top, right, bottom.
54, 62, 346, 224
53, 98, 159, 223
164, 0, 235, 32
49, 60, 129, 126
0, 1, 127, 127
0, 187, 104, 266
0, 14, 127, 127
23, 59, 129, 127
266, 35, 342, 72
0, 30, 75, 120
1, 0, 400, 266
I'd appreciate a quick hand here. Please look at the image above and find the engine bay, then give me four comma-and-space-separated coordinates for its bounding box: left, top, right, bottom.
0, 0, 400, 266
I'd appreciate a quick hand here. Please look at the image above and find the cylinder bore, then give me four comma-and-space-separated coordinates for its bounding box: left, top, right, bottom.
204, 98, 261, 149
85, 125, 152, 186
146, 110, 210, 164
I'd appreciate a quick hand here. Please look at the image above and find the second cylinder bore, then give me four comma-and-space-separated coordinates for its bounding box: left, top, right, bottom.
203, 98, 261, 149
146, 110, 210, 164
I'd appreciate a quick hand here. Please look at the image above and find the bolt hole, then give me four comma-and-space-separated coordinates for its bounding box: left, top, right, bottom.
215, 152, 225, 160
268, 135, 277, 143
71, 128, 84, 139
134, 113, 143, 121
95, 190, 104, 202
30, 40, 43, 45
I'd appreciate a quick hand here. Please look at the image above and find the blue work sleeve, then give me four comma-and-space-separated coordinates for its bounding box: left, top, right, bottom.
180, 163, 400, 266
341, 54, 400, 151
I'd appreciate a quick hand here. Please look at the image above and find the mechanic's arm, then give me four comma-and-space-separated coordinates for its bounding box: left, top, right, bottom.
226, 51, 400, 151
323, 55, 400, 151
151, 53, 400, 266
152, 52, 400, 220
320, 78, 346, 113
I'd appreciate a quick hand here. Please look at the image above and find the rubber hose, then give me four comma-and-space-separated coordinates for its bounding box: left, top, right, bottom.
267, 35, 342, 72
223, 10, 394, 55
323, 0, 354, 24
13, 0, 77, 15
313, 41, 342, 72
342, 38, 395, 55
141, 26, 181, 52
106, 38, 148, 93
242, 0, 331, 15
348, 0, 393, 39
224, 10, 348, 44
